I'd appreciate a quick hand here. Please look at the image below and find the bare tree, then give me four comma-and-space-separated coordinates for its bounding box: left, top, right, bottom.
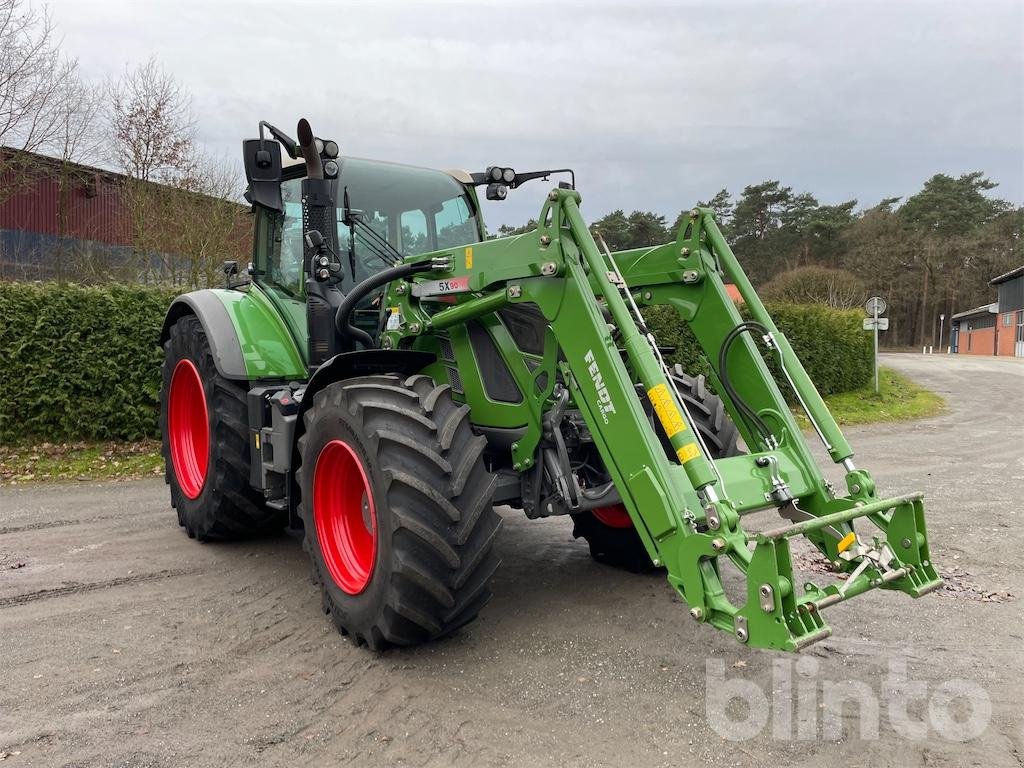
47, 77, 107, 281
0, 0, 81, 200
119, 147, 248, 288
168, 151, 249, 288
108, 57, 195, 183
51, 76, 105, 166
107, 58, 244, 287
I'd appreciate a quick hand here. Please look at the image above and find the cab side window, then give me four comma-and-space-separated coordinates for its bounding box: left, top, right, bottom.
401, 209, 429, 255
436, 196, 476, 249
256, 179, 304, 299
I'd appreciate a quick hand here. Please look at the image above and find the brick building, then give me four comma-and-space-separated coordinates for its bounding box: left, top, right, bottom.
0, 148, 133, 280
951, 266, 1024, 357
1, 148, 249, 284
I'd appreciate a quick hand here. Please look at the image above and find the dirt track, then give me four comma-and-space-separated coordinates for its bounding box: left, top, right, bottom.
1, 353, 1022, 767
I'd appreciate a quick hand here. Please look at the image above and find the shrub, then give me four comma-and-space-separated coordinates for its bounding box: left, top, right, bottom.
646, 301, 873, 397
760, 265, 866, 310
0, 282, 177, 443
760, 303, 873, 395
0, 282, 872, 445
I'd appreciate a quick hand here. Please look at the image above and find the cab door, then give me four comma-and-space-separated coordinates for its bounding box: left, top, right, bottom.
251, 177, 309, 361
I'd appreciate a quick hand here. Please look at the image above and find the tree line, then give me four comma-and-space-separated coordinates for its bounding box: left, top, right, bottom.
495, 175, 1022, 348
0, 0, 245, 287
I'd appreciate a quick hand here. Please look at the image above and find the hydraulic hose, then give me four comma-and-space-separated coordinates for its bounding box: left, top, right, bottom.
718, 320, 776, 447
335, 260, 434, 347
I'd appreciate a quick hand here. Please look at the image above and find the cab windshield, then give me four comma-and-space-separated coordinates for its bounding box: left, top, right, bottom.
259, 157, 481, 300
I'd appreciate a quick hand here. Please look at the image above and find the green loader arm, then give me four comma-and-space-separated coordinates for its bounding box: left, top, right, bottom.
379, 188, 942, 651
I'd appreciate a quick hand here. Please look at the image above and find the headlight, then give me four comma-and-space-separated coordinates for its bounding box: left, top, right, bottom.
486, 183, 508, 201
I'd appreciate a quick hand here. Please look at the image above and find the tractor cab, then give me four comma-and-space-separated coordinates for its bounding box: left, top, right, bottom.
244, 122, 484, 366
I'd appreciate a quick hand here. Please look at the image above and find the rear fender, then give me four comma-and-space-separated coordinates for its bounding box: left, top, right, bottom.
160, 291, 249, 380
159, 288, 306, 381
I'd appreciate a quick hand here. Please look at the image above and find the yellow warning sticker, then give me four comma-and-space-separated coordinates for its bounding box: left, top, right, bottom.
837, 531, 857, 553
677, 443, 700, 463
465, 246, 473, 269
648, 383, 687, 439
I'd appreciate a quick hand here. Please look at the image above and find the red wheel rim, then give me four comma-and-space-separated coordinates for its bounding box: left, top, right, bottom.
168, 359, 209, 499
313, 440, 378, 595
592, 504, 633, 529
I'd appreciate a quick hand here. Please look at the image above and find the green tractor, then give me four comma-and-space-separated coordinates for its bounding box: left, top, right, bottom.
158, 118, 941, 652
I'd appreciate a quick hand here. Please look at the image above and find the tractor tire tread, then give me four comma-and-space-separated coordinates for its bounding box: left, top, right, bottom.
297, 373, 501, 649
160, 314, 282, 540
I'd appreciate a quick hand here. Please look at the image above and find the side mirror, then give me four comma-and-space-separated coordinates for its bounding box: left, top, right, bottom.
222, 260, 241, 289
242, 138, 283, 211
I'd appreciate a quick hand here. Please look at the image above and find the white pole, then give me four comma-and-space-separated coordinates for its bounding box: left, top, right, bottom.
874, 306, 880, 394
938, 313, 945, 352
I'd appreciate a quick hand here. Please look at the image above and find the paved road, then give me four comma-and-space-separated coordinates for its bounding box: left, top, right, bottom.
1, 354, 1021, 767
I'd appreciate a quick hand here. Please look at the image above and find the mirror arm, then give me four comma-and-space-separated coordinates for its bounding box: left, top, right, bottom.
259, 121, 299, 159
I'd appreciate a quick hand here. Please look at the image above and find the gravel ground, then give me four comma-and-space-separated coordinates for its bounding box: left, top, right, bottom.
0, 353, 1021, 767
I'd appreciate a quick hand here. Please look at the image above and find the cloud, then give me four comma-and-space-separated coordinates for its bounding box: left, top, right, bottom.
47, 0, 1023, 227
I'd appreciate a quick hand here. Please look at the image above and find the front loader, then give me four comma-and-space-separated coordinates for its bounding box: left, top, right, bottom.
158, 118, 942, 652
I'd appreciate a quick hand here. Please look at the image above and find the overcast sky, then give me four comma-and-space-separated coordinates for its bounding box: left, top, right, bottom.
45, 0, 1024, 228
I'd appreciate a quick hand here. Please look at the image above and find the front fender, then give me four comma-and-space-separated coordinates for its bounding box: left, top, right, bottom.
297, 349, 437, 425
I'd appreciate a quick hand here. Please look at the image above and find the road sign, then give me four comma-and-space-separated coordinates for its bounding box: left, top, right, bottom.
863, 296, 887, 394
864, 296, 887, 316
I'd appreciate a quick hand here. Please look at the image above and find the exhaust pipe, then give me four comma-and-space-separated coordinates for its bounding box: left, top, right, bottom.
296, 118, 323, 179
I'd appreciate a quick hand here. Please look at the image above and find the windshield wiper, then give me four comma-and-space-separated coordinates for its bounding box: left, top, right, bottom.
342, 187, 404, 269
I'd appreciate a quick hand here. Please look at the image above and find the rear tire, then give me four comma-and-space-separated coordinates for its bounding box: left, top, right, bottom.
297, 373, 501, 649
159, 314, 282, 540
571, 366, 742, 571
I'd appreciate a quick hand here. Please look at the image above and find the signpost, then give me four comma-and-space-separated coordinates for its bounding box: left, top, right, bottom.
864, 296, 887, 317
863, 296, 888, 394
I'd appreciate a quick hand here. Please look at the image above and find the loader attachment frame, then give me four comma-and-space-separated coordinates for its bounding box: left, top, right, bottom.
377, 188, 941, 651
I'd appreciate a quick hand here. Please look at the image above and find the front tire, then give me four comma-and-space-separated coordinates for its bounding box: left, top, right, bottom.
297, 373, 501, 649
159, 315, 282, 540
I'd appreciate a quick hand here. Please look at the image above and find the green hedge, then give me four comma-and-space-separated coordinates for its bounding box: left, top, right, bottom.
0, 283, 177, 443
645, 302, 873, 397
0, 283, 872, 444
